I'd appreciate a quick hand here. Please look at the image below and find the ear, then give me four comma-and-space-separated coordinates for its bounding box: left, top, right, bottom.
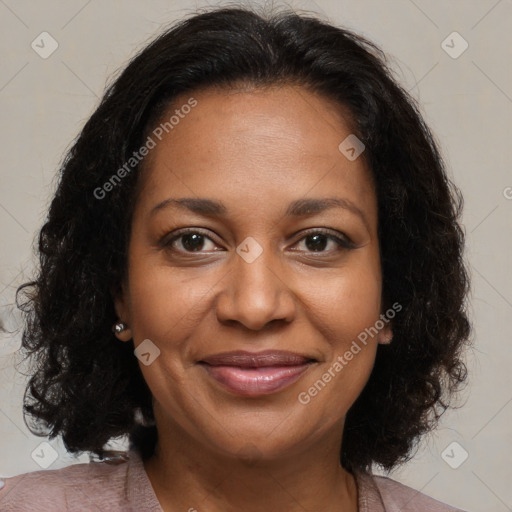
111, 281, 133, 342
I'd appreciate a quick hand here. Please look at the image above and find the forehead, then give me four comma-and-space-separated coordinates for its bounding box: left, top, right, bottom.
136, 85, 376, 223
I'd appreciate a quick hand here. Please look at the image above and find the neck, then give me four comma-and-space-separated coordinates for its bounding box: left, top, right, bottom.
143, 419, 358, 512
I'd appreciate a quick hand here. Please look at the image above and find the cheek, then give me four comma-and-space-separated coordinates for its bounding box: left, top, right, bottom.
294, 255, 382, 423
297, 344, 377, 440
126, 254, 218, 344
303, 251, 382, 344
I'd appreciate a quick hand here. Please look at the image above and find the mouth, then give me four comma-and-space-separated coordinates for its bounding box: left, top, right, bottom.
198, 350, 317, 397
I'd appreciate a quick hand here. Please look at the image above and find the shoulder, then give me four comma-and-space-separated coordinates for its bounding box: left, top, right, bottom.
358, 472, 468, 512
0, 453, 136, 512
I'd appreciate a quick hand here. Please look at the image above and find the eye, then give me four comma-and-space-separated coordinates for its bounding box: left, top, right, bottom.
163, 229, 221, 253
290, 229, 354, 253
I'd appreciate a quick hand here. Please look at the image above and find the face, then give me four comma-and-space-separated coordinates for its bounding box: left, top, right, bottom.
114, 84, 391, 461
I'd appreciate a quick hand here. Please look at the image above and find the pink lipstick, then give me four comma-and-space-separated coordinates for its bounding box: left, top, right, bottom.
198, 350, 316, 397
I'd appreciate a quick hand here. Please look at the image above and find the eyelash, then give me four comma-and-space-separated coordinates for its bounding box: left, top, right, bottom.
161, 228, 355, 255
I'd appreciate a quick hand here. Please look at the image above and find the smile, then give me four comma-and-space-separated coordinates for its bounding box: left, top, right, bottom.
198, 350, 317, 397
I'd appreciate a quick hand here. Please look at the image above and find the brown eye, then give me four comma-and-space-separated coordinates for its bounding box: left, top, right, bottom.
303, 234, 330, 252
291, 229, 354, 253
163, 229, 220, 253
180, 233, 207, 252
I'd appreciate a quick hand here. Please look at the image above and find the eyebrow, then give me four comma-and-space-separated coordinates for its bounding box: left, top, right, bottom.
149, 197, 370, 229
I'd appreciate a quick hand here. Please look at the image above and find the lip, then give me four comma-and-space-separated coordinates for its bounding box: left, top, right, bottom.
198, 350, 316, 397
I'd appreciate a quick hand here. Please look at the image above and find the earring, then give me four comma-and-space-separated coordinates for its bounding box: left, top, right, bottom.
113, 322, 127, 334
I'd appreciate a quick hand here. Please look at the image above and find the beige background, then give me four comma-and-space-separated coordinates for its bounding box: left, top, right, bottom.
1, 1, 511, 510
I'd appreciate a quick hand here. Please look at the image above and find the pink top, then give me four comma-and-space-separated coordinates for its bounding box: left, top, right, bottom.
0, 449, 466, 511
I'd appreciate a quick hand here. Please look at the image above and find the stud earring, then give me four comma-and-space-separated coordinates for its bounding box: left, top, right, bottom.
113, 322, 128, 335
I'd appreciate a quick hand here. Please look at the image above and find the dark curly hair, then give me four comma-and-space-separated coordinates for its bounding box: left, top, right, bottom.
16, 5, 471, 474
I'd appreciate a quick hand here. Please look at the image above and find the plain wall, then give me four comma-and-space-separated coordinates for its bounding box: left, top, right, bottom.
1, 1, 511, 511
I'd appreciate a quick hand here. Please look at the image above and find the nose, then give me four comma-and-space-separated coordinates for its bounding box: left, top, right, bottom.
215, 246, 296, 331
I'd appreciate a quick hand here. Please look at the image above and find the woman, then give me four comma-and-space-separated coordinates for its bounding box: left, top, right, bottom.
0, 5, 471, 511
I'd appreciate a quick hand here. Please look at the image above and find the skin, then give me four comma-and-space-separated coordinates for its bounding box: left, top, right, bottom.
114, 84, 392, 512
